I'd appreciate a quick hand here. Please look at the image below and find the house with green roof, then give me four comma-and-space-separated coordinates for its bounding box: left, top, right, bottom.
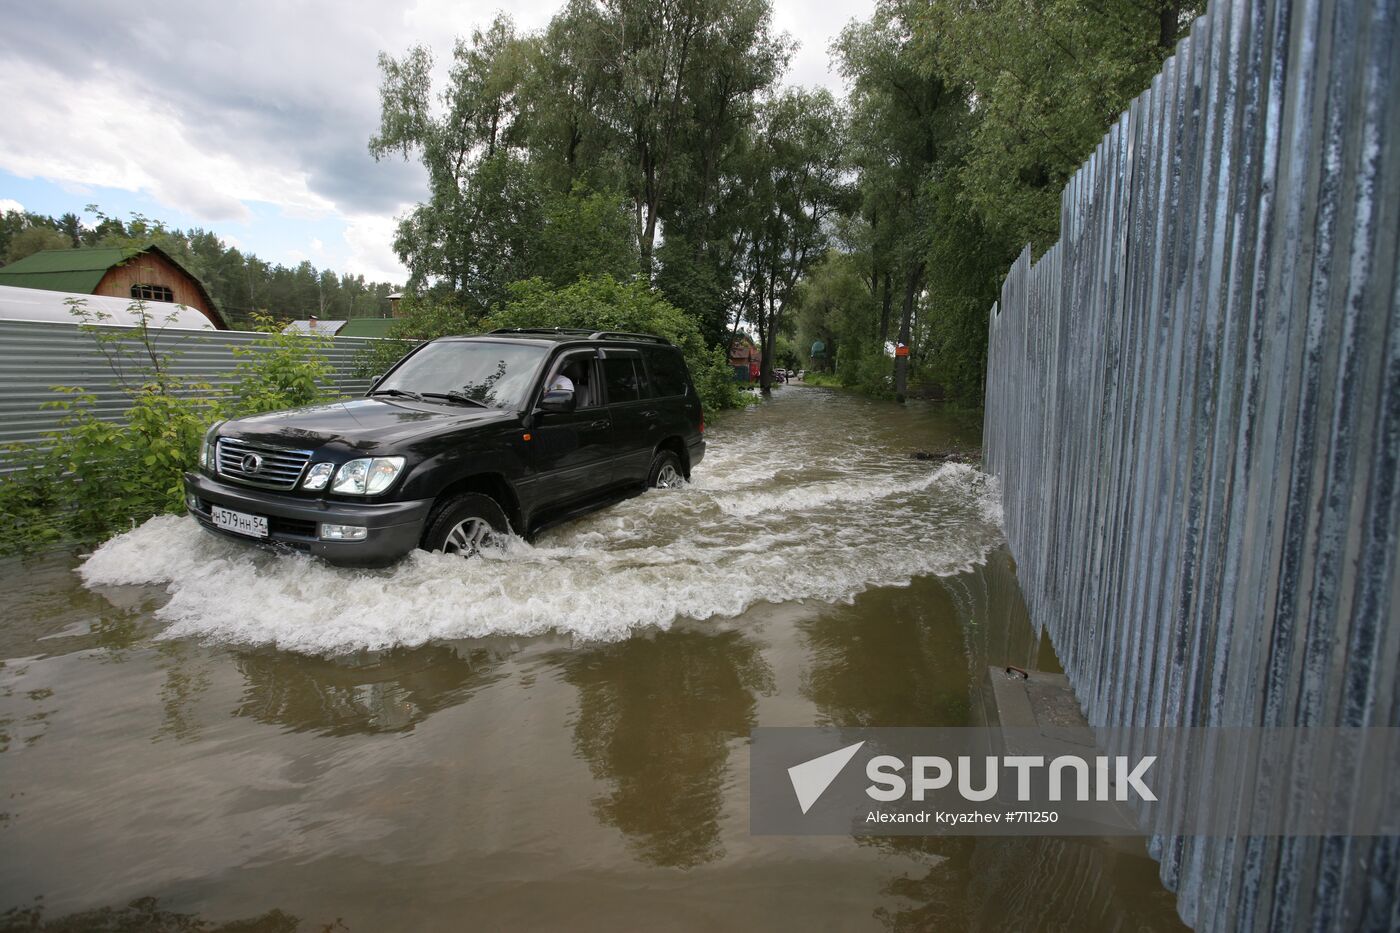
0, 245, 226, 329
280, 317, 398, 338
337, 317, 398, 338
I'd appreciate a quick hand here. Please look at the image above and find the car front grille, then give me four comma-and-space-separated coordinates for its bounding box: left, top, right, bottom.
216, 438, 312, 490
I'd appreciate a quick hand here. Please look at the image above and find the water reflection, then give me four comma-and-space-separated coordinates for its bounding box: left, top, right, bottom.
563, 629, 775, 869
0, 663, 55, 753
798, 551, 1053, 730
800, 577, 974, 727
233, 643, 509, 736
875, 837, 1185, 932
800, 553, 1185, 932
0, 555, 163, 660
155, 641, 211, 744
0, 895, 317, 932
941, 549, 1057, 678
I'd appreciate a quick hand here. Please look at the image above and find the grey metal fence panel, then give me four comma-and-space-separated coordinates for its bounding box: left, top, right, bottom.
0, 320, 389, 459
982, 0, 1399, 929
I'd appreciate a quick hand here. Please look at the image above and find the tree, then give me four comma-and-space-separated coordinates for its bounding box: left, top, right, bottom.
731, 88, 847, 394
370, 0, 788, 326
537, 186, 639, 286
592, 0, 789, 273
642, 0, 790, 347
3, 225, 70, 263
919, 0, 1203, 252
793, 250, 878, 380
519, 0, 624, 195
371, 16, 536, 303
55, 212, 82, 247
837, 1, 965, 402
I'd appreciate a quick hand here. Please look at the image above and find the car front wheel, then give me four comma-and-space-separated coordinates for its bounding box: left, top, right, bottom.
421, 493, 510, 558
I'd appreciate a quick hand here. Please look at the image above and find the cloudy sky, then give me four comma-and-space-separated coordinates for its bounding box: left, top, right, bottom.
0, 0, 871, 284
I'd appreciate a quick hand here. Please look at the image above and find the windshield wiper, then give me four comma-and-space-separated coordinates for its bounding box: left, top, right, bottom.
422, 391, 489, 408
372, 387, 423, 401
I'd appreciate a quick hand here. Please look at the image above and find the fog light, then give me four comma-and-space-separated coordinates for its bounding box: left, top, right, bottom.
319, 523, 367, 541
185, 493, 200, 511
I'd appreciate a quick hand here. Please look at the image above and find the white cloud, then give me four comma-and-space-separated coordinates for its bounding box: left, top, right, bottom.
773, 0, 872, 93
0, 58, 336, 224
343, 213, 409, 282
0, 198, 21, 214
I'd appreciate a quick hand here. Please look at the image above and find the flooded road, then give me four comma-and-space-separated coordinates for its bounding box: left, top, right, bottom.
0, 386, 1185, 931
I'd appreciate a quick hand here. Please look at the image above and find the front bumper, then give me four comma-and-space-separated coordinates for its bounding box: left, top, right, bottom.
183, 471, 434, 567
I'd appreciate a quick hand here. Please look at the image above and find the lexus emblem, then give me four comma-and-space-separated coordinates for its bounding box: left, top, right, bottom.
241, 453, 263, 474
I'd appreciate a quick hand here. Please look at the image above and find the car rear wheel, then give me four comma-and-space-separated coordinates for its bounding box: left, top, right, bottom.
647, 449, 685, 489
421, 493, 509, 558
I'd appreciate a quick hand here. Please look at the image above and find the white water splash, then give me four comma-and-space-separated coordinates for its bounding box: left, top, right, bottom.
80, 391, 1003, 653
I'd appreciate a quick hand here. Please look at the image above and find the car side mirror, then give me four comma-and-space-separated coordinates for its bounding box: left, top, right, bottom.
538, 388, 576, 413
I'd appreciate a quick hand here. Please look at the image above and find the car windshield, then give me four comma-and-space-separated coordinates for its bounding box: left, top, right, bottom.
375, 341, 547, 410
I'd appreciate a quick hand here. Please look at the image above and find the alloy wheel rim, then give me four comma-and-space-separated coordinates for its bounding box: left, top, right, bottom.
444, 517, 494, 556
656, 464, 682, 488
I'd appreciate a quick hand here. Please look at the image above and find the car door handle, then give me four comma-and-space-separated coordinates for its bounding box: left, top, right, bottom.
590, 420, 610, 430
640, 410, 658, 418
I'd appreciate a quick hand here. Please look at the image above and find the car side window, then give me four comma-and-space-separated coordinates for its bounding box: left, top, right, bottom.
642, 348, 687, 397
547, 353, 600, 409
632, 356, 652, 398
603, 356, 643, 404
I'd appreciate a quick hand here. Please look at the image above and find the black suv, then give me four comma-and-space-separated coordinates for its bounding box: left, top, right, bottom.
183, 329, 705, 565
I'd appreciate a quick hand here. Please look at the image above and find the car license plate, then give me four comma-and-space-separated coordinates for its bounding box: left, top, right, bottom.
211, 505, 269, 539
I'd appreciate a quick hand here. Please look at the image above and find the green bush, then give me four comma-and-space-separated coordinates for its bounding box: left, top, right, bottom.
490, 276, 741, 413
0, 387, 219, 555
232, 313, 336, 413
850, 352, 896, 399
0, 301, 338, 556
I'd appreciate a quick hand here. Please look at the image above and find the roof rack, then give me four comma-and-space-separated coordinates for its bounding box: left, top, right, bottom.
488, 327, 594, 336
588, 331, 670, 344
487, 327, 671, 345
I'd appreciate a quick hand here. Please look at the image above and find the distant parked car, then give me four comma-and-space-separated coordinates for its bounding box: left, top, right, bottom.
185, 329, 705, 566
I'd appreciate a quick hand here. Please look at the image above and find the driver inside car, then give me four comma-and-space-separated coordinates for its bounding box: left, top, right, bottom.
550, 360, 591, 404
549, 369, 575, 394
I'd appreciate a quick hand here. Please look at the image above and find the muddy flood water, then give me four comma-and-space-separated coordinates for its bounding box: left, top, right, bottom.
0, 386, 1185, 931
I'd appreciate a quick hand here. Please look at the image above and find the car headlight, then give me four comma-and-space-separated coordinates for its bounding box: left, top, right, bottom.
302, 462, 335, 491
331, 457, 405, 495
199, 421, 224, 470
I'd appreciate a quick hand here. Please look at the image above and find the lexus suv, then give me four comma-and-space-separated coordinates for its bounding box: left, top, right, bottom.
183, 329, 705, 566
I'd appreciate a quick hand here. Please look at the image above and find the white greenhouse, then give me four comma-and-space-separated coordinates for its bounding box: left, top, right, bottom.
0, 284, 218, 330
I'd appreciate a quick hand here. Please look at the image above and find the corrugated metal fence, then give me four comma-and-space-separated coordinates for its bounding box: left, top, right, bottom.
982, 0, 1398, 929
0, 320, 387, 463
